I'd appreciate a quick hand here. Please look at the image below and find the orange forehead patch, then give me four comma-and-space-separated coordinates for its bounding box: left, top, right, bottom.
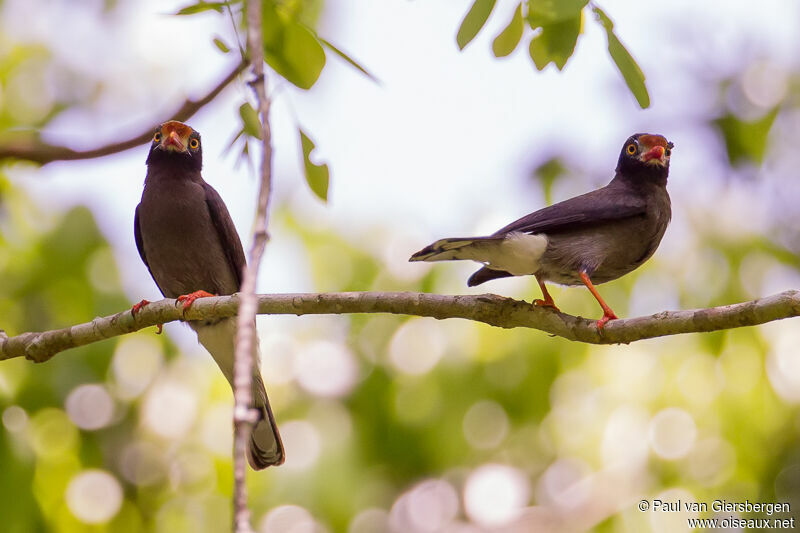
638, 134, 669, 148
160, 120, 194, 139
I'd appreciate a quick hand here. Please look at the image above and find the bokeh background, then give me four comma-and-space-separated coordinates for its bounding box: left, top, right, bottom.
2, 0, 800, 531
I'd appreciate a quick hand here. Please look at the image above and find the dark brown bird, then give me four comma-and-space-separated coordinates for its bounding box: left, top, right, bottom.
410, 133, 674, 329
133, 120, 284, 468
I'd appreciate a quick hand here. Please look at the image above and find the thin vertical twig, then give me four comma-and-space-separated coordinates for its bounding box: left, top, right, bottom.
224, 0, 247, 60
233, 0, 273, 531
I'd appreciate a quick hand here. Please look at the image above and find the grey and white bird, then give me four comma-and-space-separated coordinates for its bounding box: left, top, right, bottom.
410, 133, 674, 329
133, 120, 284, 468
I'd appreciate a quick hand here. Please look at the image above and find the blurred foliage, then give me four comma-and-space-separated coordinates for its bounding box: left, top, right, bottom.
299, 129, 329, 202
261, 1, 326, 90
714, 107, 779, 166
3, 2, 800, 533
0, 43, 72, 148
457, 0, 497, 50
592, 6, 648, 108
491, 4, 524, 58
530, 156, 567, 206
457, 0, 650, 108
0, 174, 178, 531
179, 0, 349, 204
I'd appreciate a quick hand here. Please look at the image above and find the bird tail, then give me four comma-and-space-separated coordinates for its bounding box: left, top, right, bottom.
193, 318, 285, 469
467, 266, 513, 287
409, 236, 503, 262
248, 373, 285, 468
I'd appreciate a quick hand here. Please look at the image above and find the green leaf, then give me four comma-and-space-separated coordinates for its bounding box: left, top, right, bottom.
492, 4, 524, 58
262, 5, 326, 90
532, 157, 567, 205
318, 37, 379, 84
283, 23, 326, 89
456, 0, 496, 50
238, 103, 262, 140
212, 36, 230, 54
527, 0, 588, 25
262, 2, 284, 50
299, 128, 330, 202
593, 7, 650, 108
528, 14, 581, 70
714, 107, 779, 166
175, 1, 226, 15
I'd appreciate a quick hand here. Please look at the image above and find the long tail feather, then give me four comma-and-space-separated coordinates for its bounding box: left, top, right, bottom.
409, 236, 502, 262
248, 373, 285, 468
192, 318, 285, 469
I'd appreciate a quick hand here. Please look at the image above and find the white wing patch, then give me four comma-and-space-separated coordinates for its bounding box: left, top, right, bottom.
486, 232, 548, 275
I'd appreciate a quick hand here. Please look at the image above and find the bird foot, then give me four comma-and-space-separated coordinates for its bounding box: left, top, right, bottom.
596, 311, 619, 331
131, 299, 150, 316
532, 299, 560, 313
176, 290, 216, 313
131, 299, 163, 334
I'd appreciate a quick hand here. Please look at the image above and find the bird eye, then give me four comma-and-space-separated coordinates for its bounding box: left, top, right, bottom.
153, 132, 162, 143
189, 138, 199, 149
664, 148, 671, 157
626, 144, 637, 155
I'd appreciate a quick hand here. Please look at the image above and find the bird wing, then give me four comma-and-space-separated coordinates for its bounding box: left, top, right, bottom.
494, 183, 647, 236
202, 182, 247, 290
133, 203, 155, 275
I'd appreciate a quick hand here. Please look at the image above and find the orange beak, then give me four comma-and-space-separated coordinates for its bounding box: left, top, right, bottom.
642, 145, 665, 164
164, 130, 185, 151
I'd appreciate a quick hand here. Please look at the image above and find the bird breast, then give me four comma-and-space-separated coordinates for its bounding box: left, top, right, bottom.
138, 180, 239, 297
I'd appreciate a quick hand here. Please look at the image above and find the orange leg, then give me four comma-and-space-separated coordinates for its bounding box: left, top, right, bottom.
579, 271, 618, 331
176, 290, 216, 313
532, 276, 560, 312
130, 299, 163, 334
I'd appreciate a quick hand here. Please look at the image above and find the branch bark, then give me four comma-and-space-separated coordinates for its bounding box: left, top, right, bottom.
2, 290, 799, 363
0, 61, 246, 165
232, 1, 272, 531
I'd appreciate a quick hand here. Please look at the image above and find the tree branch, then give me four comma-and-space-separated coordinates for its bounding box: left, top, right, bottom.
0, 61, 246, 165
2, 290, 799, 363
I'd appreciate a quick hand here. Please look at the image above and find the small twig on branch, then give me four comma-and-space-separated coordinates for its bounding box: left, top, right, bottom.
0, 61, 246, 165
231, 1, 272, 532
2, 290, 799, 363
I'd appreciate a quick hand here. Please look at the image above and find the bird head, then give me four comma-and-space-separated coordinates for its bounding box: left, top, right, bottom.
616, 133, 673, 185
145, 120, 203, 171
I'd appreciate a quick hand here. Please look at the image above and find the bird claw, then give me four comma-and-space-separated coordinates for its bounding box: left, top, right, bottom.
532, 299, 560, 313
596, 311, 619, 331
176, 290, 215, 313
131, 299, 163, 334
131, 299, 150, 316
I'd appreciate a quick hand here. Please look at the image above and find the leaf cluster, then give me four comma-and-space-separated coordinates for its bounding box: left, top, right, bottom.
457, 0, 650, 108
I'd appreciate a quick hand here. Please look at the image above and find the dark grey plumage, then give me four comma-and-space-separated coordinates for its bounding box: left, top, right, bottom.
134, 121, 283, 469
410, 133, 674, 327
